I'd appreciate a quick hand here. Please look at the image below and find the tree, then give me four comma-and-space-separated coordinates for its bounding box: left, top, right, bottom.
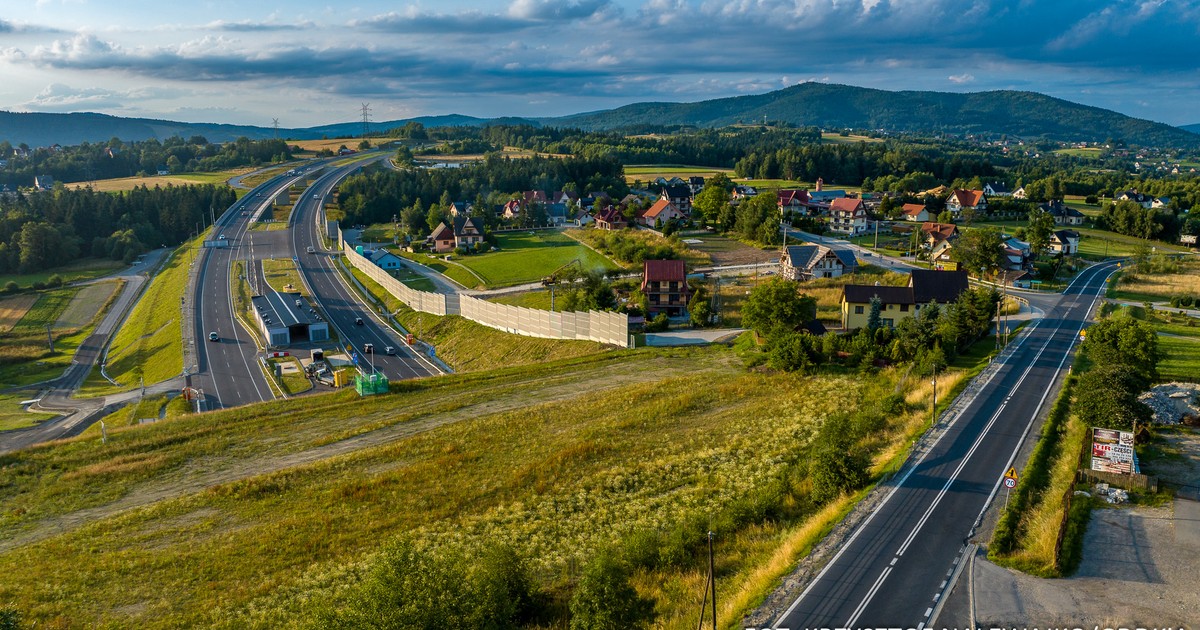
692, 183, 730, 229
1026, 207, 1055, 257
426, 204, 447, 234
741, 277, 817, 339
810, 420, 869, 503
1081, 314, 1163, 380
866, 295, 882, 331
949, 225, 1006, 276
569, 551, 654, 630
1074, 364, 1153, 432
688, 285, 712, 327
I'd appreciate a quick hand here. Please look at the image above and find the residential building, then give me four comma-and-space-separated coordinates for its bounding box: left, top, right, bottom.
368, 249, 404, 270
732, 184, 758, 201
920, 222, 958, 249
641, 259, 691, 317
502, 199, 524, 219
945, 189, 987, 218
641, 199, 687, 227
546, 202, 569, 225
840, 270, 970, 329
780, 245, 857, 281
1049, 229, 1080, 255
1012, 186, 1027, 200
448, 201, 471, 217
828, 197, 867, 236
594, 206, 627, 230
777, 189, 810, 216
428, 216, 485, 253
660, 185, 693, 214
901, 203, 930, 222
33, 175, 54, 191
1116, 190, 1154, 208
428, 222, 458, 253
1039, 200, 1085, 226
983, 182, 1011, 197
1152, 196, 1172, 209
687, 176, 706, 194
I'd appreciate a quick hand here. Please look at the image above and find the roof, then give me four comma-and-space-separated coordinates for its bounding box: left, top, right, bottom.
368, 249, 401, 264
921, 222, 958, 242
901, 203, 928, 217
1053, 229, 1080, 241
909, 269, 970, 304
949, 189, 986, 207
523, 190, 548, 203
452, 216, 483, 235
642, 259, 686, 283
777, 189, 809, 205
595, 206, 625, 225
661, 184, 692, 200
843, 284, 914, 305
829, 197, 863, 214
253, 291, 312, 328
429, 222, 455, 241
644, 199, 678, 219
985, 182, 1010, 194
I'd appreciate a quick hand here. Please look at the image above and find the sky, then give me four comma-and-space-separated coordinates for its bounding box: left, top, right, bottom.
1, 0, 1199, 129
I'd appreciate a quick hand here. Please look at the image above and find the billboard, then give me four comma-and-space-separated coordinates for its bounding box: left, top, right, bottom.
1091, 427, 1135, 474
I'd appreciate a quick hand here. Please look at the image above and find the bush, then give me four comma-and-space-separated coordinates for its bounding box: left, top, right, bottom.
569, 551, 655, 630
2, 281, 17, 293
30, 281, 46, 291
809, 419, 869, 504
0, 604, 20, 630
1085, 195, 1098, 205
643, 313, 669, 332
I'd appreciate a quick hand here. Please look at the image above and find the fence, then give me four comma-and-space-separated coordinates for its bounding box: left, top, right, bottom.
342, 241, 629, 347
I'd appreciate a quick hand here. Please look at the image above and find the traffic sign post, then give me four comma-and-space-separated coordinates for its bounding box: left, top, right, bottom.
1003, 467, 1019, 509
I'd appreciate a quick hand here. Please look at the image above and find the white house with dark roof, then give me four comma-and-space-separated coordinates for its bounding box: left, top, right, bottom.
780, 244, 857, 281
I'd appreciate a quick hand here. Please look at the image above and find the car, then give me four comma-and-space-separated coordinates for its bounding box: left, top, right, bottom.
295, 299, 302, 307
313, 194, 319, 199
354, 317, 364, 325
363, 343, 373, 354
385, 346, 396, 355
219, 234, 226, 240
208, 332, 219, 342
306, 246, 315, 254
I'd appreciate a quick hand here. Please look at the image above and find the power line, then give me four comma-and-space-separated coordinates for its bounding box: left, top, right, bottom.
272, 118, 280, 139
360, 103, 372, 138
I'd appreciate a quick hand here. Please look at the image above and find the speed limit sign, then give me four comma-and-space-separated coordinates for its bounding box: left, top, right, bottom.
1003, 477, 1016, 488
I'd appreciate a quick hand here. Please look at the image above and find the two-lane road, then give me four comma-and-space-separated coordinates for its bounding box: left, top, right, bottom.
775, 260, 1117, 628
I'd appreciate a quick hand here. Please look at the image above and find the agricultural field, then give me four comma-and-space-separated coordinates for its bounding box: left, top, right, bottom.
81, 234, 207, 396
0, 257, 124, 291
0, 392, 55, 432
1052, 147, 1104, 158
0, 294, 38, 333
821, 132, 884, 144
438, 231, 621, 289
1109, 256, 1200, 302
64, 168, 249, 193
0, 342, 955, 628
624, 164, 735, 185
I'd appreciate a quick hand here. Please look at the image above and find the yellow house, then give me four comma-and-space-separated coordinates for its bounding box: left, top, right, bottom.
840, 270, 970, 330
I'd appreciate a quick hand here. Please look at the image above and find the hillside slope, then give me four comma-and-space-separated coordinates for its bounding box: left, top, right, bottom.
1183, 123, 1200, 134
543, 82, 1200, 148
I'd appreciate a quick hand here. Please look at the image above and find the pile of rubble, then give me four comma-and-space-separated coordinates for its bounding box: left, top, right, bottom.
1138, 382, 1200, 425
1093, 483, 1129, 504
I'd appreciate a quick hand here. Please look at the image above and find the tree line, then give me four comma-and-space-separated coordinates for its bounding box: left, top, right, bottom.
0, 184, 234, 272
0, 136, 293, 189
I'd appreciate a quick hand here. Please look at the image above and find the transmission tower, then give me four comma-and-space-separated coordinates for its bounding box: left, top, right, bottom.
272, 118, 280, 139
360, 103, 372, 138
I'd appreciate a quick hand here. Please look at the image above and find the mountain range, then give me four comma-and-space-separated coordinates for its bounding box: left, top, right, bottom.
2, 83, 1198, 149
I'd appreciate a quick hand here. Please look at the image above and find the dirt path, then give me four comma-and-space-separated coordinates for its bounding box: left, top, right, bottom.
2, 354, 737, 552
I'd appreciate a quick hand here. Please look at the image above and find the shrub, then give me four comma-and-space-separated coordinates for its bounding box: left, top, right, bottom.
809, 420, 869, 504
643, 313, 669, 332
2, 281, 17, 293
569, 551, 654, 630
46, 274, 64, 288
30, 281, 46, 291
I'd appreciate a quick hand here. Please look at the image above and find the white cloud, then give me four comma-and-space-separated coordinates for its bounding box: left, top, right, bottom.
948, 73, 975, 84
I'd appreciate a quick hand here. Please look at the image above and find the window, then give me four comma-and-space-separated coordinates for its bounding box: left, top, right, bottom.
900, 304, 909, 312
854, 305, 864, 314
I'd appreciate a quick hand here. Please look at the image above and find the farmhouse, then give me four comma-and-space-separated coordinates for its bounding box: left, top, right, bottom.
901, 203, 930, 222
1040, 200, 1085, 226
777, 189, 810, 216
840, 269, 970, 330
780, 244, 857, 281
641, 259, 691, 318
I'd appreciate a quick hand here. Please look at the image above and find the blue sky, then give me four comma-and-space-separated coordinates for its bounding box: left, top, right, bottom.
1, 0, 1198, 128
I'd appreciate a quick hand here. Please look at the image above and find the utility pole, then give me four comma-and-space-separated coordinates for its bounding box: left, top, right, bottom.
360, 103, 372, 139
707, 531, 716, 630
46, 324, 54, 352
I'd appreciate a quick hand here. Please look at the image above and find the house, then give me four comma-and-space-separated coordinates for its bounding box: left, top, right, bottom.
453, 216, 485, 250
983, 182, 1011, 197
502, 199, 524, 219
428, 222, 458, 253
641, 259, 691, 318
1152, 196, 1172, 209
551, 190, 578, 207
574, 211, 595, 227
901, 203, 930, 222
660, 185, 693, 214
780, 245, 857, 281
1048, 229, 1080, 255
368, 249, 404, 270
1004, 237, 1032, 266
546, 202, 569, 225
777, 189, 810, 215
828, 197, 867, 236
523, 190, 548, 205
1116, 190, 1153, 208
688, 176, 706, 194
1012, 186, 1027, 200
840, 270, 970, 329
156, 166, 171, 176
732, 184, 758, 201
33, 175, 54, 191
807, 178, 846, 204
448, 201, 471, 217
920, 222, 958, 249
945, 189, 987, 218
594, 206, 627, 230
641, 199, 687, 227
1039, 200, 1085, 226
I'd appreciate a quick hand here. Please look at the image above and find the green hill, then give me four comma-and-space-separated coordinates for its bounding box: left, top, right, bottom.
1183, 123, 1200, 134
542, 82, 1200, 149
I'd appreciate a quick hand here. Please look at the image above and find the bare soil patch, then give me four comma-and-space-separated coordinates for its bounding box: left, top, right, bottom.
685, 234, 779, 266
0, 294, 38, 333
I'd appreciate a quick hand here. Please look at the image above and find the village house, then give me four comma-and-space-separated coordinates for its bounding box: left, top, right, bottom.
428, 222, 458, 253
428, 216, 485, 253
807, 178, 846, 204
777, 189, 810, 216
641, 199, 687, 227
901, 203, 930, 222
641, 259, 691, 318
33, 175, 54, 191
840, 270, 970, 330
1116, 190, 1154, 208
827, 197, 868, 236
1048, 229, 1080, 255
593, 206, 627, 230
983, 182, 1011, 197
660, 184, 693, 214
780, 244, 858, 281
1039, 200, 1085, 226
945, 189, 987, 218
368, 249, 404, 270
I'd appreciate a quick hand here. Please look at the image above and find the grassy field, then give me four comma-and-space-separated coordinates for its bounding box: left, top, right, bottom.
1157, 335, 1200, 382
821, 132, 884, 144
64, 168, 249, 193
486, 289, 557, 311
447, 231, 620, 289
0, 258, 124, 291
0, 392, 55, 431
1108, 256, 1200, 302
0, 293, 38, 333
268, 356, 312, 395
1052, 147, 1104, 158
261, 258, 307, 296
81, 234, 207, 396
395, 252, 480, 289
0, 339, 953, 628
974, 220, 1188, 259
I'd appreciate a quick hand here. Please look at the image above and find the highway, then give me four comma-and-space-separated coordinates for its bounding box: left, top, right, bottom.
288, 159, 441, 381
774, 260, 1118, 629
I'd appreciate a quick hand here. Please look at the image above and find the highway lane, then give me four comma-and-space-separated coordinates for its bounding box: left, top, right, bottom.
774, 260, 1117, 628
288, 159, 441, 381
191, 172, 308, 409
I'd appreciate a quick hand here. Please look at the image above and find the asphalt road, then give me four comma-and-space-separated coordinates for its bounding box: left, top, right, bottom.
774, 260, 1118, 629
288, 160, 441, 381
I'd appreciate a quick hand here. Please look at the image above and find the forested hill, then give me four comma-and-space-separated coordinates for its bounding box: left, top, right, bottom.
541, 83, 1200, 149
1184, 123, 1200, 134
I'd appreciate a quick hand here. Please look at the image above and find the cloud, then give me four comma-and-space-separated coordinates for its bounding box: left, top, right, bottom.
0, 18, 66, 34
948, 73, 975, 84
203, 20, 316, 32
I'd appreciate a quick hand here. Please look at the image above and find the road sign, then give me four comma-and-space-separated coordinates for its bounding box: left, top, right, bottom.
1004, 466, 1018, 480
1003, 477, 1016, 488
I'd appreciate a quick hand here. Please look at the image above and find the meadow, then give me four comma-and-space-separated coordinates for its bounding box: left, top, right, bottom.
64, 168, 249, 193
0, 282, 121, 390
0, 258, 124, 291
0, 343, 948, 629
